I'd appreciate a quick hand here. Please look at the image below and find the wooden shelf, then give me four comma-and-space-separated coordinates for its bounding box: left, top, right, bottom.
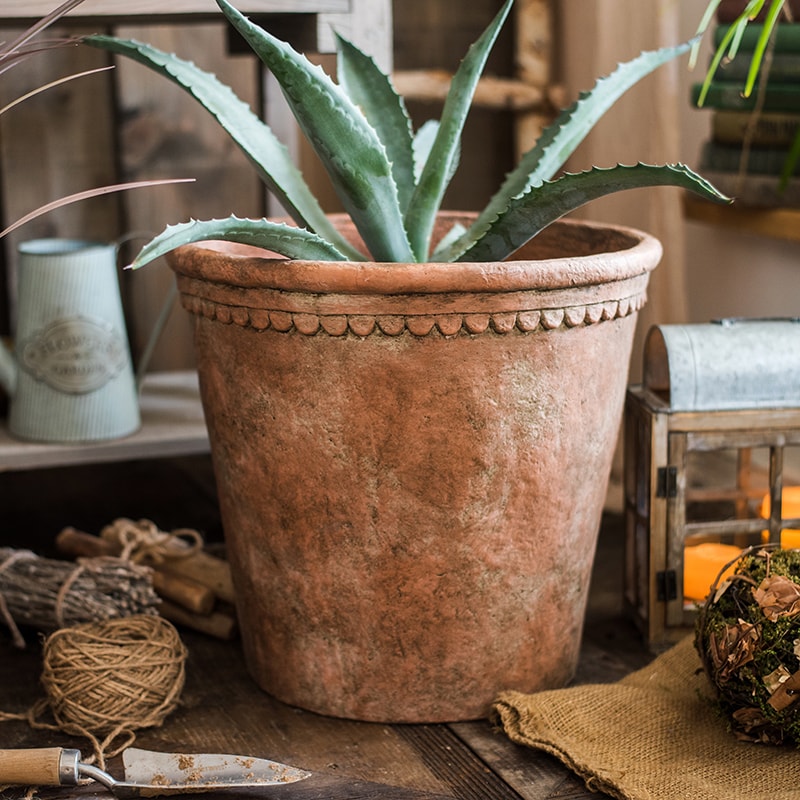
684, 195, 800, 243
0, 370, 209, 472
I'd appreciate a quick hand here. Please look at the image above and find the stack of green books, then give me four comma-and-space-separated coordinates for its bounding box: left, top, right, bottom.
693, 0, 800, 206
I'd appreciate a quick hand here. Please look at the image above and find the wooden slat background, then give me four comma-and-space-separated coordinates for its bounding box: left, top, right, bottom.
0, 20, 265, 370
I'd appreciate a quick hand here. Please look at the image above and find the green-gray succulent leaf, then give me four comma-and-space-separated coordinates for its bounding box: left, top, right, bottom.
431, 222, 469, 260
129, 217, 352, 269
216, 0, 414, 262
335, 32, 416, 213
454, 163, 731, 263
83, 33, 364, 263
448, 40, 697, 260
403, 0, 513, 260
412, 120, 439, 183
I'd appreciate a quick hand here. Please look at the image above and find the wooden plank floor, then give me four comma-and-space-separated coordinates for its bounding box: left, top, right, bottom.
0, 457, 653, 799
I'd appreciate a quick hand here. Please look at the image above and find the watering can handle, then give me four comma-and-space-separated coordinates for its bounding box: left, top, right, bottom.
114, 232, 177, 395
0, 335, 16, 396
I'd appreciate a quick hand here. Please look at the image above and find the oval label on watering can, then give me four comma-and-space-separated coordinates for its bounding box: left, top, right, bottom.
19, 316, 129, 395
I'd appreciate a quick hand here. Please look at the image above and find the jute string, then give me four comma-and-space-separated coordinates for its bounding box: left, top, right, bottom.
0, 615, 187, 770
106, 517, 203, 566
0, 549, 32, 648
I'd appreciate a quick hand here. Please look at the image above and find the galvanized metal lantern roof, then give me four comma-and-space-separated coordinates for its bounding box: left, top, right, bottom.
644, 318, 800, 412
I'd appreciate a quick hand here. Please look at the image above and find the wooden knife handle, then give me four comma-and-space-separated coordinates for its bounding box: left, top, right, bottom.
0, 747, 80, 786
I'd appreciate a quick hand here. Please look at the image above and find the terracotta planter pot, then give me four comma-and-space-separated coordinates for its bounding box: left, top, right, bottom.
168, 212, 662, 722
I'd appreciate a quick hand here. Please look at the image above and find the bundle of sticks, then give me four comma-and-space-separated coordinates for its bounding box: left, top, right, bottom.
0, 547, 159, 647
56, 519, 238, 641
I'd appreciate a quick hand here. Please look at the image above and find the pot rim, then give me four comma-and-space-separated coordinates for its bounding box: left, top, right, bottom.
167, 214, 663, 296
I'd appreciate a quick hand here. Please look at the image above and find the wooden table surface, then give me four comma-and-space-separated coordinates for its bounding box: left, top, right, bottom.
0, 511, 653, 800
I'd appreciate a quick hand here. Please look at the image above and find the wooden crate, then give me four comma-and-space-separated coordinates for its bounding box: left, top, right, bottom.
623, 385, 800, 648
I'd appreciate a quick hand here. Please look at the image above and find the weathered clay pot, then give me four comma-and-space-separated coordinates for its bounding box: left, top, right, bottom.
168, 212, 661, 722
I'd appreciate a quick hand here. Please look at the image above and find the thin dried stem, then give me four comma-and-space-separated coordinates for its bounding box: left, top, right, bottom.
0, 178, 195, 240
0, 65, 114, 116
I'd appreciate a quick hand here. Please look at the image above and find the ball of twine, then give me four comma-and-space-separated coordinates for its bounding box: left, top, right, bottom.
40, 615, 187, 763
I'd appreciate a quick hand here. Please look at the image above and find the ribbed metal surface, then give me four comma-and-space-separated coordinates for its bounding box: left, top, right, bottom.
7, 239, 140, 442
644, 318, 800, 412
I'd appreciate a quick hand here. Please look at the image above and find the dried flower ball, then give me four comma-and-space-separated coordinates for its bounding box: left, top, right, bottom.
695, 546, 800, 746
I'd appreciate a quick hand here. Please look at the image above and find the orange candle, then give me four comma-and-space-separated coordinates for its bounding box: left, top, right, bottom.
760, 486, 800, 549
683, 542, 743, 602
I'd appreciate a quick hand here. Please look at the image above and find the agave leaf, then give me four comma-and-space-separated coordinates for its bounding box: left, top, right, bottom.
412, 120, 439, 182
335, 33, 416, 213
129, 217, 350, 270
84, 33, 364, 262
432, 222, 468, 260
453, 164, 731, 263
216, 0, 413, 263
403, 0, 513, 261
444, 40, 698, 261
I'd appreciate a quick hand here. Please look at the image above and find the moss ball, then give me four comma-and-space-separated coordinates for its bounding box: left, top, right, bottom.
695, 547, 800, 746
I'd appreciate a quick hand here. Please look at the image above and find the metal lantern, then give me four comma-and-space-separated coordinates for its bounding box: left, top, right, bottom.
623, 319, 800, 648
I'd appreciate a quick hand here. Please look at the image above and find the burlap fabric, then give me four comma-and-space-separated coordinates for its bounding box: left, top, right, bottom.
493, 635, 800, 800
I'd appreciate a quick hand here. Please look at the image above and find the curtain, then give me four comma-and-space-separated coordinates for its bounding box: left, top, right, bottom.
556, 0, 693, 505
557, 0, 690, 381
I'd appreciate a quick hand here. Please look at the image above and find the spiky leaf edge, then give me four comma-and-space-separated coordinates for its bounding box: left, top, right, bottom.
129, 217, 350, 269
216, 0, 414, 262
437, 40, 698, 261
335, 32, 416, 214
403, 0, 513, 260
84, 33, 365, 262
455, 163, 731, 263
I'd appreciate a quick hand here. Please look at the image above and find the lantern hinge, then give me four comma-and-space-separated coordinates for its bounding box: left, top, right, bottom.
656, 569, 678, 602
656, 466, 678, 499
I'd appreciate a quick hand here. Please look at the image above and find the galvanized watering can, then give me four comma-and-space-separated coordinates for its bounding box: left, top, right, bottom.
0, 237, 164, 443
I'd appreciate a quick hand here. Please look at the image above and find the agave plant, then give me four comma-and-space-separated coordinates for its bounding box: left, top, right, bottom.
85, 0, 728, 269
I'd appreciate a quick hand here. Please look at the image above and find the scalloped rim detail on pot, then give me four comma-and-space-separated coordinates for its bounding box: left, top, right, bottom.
178, 291, 647, 337
167, 215, 660, 338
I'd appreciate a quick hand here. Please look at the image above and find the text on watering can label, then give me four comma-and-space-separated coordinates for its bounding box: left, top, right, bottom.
20, 316, 128, 394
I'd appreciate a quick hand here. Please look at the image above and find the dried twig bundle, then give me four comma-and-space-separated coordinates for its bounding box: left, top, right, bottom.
0, 548, 159, 648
